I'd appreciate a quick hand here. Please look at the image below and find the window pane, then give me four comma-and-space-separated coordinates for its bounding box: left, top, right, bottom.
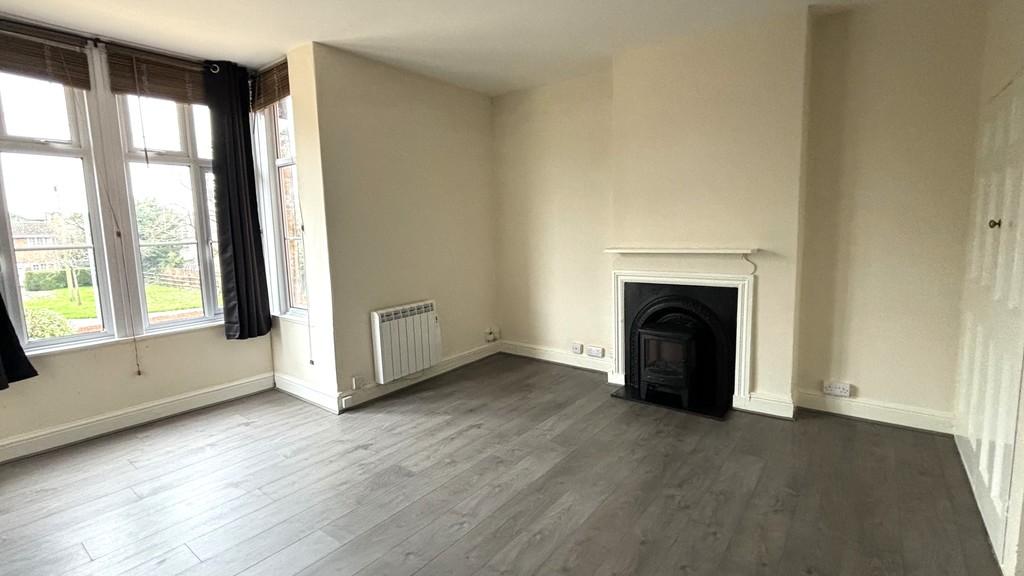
17, 248, 102, 340
0, 72, 71, 141
275, 97, 295, 159
277, 163, 306, 309
129, 162, 204, 324
1, 153, 92, 246
126, 96, 181, 152
279, 164, 301, 237
205, 171, 222, 309
129, 163, 196, 242
141, 243, 203, 325
192, 105, 213, 160
285, 239, 307, 309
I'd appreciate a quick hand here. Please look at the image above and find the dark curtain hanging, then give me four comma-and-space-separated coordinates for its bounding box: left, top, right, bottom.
204, 61, 271, 340
0, 292, 36, 390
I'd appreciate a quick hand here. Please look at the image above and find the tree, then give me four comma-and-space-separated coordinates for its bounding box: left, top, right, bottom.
135, 198, 190, 274
47, 210, 89, 306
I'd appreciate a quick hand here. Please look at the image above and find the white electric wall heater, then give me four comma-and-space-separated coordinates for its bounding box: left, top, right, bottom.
371, 300, 442, 384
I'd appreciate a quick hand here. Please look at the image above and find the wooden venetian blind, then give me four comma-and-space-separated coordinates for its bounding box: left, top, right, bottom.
107, 45, 206, 104
0, 20, 91, 90
251, 60, 289, 111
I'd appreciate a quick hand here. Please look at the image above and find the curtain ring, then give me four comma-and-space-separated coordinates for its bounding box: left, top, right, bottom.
209, 63, 220, 74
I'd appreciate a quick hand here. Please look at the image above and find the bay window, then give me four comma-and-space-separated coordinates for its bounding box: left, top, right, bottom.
0, 22, 299, 352
0, 38, 227, 351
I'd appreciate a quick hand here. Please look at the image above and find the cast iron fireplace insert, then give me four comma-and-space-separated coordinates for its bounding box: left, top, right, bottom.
614, 282, 737, 418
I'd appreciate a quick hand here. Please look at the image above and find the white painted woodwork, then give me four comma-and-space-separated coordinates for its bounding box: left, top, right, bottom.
603, 247, 759, 255
956, 77, 1024, 563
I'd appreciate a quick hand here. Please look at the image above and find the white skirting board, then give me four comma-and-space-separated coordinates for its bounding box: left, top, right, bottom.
275, 374, 344, 414
609, 375, 795, 419
500, 341, 614, 373
503, 340, 795, 419
796, 390, 953, 434
0, 373, 275, 464
338, 342, 503, 410
733, 392, 796, 419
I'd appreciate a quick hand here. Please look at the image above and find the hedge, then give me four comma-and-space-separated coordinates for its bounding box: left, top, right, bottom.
25, 269, 94, 292
26, 308, 73, 340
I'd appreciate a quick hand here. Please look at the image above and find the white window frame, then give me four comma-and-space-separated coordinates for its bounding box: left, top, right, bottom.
0, 45, 229, 353
255, 98, 306, 318
116, 94, 222, 332
0, 75, 116, 349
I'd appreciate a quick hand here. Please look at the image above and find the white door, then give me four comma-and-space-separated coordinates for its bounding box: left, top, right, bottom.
956, 76, 1024, 562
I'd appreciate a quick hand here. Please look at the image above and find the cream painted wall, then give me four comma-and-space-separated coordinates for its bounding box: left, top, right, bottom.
796, 1, 986, 413
490, 11, 810, 406
609, 10, 810, 402
305, 43, 498, 400
494, 72, 613, 355
0, 326, 271, 440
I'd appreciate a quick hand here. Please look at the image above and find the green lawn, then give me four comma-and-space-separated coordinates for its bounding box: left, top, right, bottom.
143, 284, 204, 314
24, 285, 202, 319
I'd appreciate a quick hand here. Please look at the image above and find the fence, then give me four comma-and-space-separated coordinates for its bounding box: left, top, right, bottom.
144, 267, 200, 289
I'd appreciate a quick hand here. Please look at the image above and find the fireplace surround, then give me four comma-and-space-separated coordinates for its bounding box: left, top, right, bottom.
611, 270, 755, 416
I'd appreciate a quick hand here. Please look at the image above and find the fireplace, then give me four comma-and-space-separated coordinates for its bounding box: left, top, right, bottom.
616, 281, 738, 417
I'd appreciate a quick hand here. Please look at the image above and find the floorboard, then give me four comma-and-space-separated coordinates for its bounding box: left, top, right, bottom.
0, 354, 1001, 576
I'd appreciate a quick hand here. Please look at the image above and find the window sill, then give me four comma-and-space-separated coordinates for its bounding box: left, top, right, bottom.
275, 310, 308, 325
26, 320, 226, 359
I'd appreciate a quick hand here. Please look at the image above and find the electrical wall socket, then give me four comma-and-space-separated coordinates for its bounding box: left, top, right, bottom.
585, 345, 605, 358
823, 380, 851, 398
571, 342, 584, 354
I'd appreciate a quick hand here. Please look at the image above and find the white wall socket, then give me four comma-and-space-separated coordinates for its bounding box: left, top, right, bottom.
585, 345, 605, 358
823, 380, 851, 398
571, 342, 584, 354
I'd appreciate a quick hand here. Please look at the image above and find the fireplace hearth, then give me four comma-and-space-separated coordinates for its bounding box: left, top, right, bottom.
614, 281, 737, 418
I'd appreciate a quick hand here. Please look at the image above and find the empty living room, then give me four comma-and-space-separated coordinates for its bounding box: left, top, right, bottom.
0, 0, 1020, 574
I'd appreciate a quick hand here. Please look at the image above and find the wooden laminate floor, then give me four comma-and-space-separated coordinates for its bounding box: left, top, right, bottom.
0, 354, 1001, 575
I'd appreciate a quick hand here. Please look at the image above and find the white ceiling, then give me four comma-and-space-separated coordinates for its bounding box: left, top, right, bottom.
0, 0, 854, 95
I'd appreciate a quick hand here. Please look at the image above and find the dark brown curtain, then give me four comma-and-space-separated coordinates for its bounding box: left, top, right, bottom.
107, 45, 206, 104
0, 292, 36, 389
204, 61, 271, 340
251, 60, 289, 111
0, 21, 90, 89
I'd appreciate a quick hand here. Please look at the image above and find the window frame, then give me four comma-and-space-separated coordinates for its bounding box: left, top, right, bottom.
116, 94, 222, 332
0, 76, 116, 349
256, 97, 306, 317
0, 45, 231, 353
